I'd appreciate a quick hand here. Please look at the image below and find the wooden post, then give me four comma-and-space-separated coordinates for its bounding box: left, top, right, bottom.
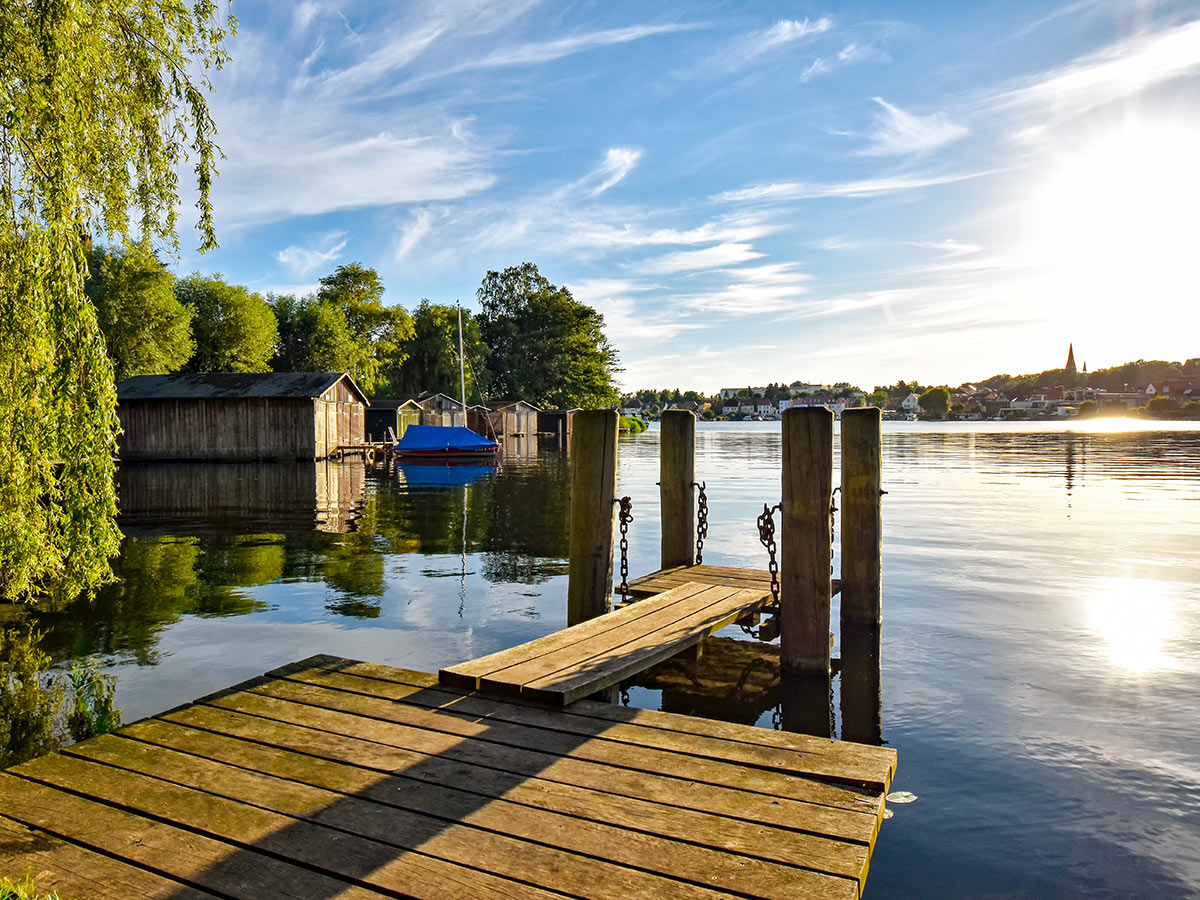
567, 410, 619, 626
659, 410, 696, 570
839, 623, 882, 745
780, 407, 833, 674
840, 407, 883, 626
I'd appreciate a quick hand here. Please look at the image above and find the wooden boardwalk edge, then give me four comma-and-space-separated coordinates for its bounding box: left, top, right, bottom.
0, 656, 893, 900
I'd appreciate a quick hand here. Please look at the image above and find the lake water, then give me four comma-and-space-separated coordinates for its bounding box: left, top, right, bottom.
6, 420, 1200, 898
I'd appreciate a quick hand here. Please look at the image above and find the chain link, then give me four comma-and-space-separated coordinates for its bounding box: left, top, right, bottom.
620, 685, 630, 706
615, 496, 633, 603
756, 502, 782, 607
830, 486, 839, 577
772, 704, 782, 731
693, 481, 708, 565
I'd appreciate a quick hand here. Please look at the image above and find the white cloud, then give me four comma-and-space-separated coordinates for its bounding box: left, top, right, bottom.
910, 238, 982, 256
292, 1, 322, 33
714, 170, 993, 204
636, 242, 766, 275
1001, 18, 1200, 114
584, 148, 642, 197
756, 17, 834, 53
395, 210, 435, 261
859, 98, 968, 156
464, 23, 697, 71
276, 232, 348, 277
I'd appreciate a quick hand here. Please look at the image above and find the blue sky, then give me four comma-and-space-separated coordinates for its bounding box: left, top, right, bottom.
174, 1, 1200, 392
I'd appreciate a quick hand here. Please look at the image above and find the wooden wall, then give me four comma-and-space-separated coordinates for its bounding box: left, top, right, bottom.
120, 381, 364, 461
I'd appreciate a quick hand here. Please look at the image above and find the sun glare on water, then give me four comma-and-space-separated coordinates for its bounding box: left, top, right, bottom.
1086, 577, 1179, 674
1034, 121, 1200, 318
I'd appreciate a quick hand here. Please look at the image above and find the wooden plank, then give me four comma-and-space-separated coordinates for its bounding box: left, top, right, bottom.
273, 660, 896, 792
10, 753, 575, 900
628, 565, 842, 598
0, 773, 385, 900
441, 581, 716, 690
473, 584, 746, 691
0, 815, 220, 900
163, 700, 880, 847
120, 716, 872, 883
68, 734, 858, 900
517, 588, 773, 704
227, 677, 883, 820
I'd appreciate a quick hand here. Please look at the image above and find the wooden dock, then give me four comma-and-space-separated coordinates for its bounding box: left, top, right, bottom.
0, 654, 895, 900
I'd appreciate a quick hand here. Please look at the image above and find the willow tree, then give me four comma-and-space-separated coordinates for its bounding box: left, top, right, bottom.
0, 2, 234, 602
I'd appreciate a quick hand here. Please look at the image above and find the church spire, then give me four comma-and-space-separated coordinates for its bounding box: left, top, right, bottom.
1065, 343, 1077, 376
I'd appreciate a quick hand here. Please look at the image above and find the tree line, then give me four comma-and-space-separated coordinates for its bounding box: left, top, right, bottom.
87, 246, 620, 409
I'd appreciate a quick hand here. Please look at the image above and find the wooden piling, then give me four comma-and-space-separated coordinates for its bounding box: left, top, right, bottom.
659, 410, 696, 570
840, 407, 883, 626
567, 410, 619, 626
780, 407, 833, 675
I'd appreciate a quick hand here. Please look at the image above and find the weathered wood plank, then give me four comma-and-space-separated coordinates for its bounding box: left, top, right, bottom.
628, 564, 841, 598
517, 588, 773, 704
120, 716, 872, 881
227, 678, 883, 819
441, 581, 715, 690
163, 701, 880, 847
11, 753, 574, 900
0, 773, 385, 900
67, 734, 858, 900
273, 661, 896, 791
0, 815, 220, 900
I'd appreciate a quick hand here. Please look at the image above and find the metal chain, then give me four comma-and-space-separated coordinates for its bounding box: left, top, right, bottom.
756, 502, 782, 607
620, 685, 630, 706
693, 481, 708, 564
615, 496, 633, 603
772, 704, 782, 731
830, 487, 839, 577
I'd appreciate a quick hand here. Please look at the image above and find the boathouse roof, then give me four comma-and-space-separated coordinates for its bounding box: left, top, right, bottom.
116, 372, 368, 404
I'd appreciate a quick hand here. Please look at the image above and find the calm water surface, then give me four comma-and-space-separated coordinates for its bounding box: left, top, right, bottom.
6, 420, 1200, 898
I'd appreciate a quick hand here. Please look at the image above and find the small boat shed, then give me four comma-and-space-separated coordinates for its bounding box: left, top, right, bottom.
116, 372, 367, 461
488, 400, 541, 437
365, 398, 422, 441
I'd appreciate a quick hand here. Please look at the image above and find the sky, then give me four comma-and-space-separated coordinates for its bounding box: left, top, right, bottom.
172, 0, 1200, 392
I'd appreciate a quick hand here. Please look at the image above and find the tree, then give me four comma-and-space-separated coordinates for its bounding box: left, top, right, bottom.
918, 387, 951, 419
316, 263, 413, 394
1, 2, 232, 601
477, 263, 619, 408
390, 301, 487, 399
177, 274, 277, 373
869, 390, 889, 408
271, 294, 365, 377
87, 244, 194, 381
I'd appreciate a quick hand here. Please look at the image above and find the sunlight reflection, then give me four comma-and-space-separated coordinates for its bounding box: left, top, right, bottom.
1086, 577, 1178, 673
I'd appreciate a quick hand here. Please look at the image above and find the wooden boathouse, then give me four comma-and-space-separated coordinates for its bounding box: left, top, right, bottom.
116, 372, 367, 461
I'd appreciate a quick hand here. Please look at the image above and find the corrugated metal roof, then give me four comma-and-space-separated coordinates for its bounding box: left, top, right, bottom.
117, 373, 367, 403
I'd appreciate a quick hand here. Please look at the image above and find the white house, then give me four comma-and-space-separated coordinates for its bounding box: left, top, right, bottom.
901, 392, 921, 414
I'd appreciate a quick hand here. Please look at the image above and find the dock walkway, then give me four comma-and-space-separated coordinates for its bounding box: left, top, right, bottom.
0, 654, 895, 900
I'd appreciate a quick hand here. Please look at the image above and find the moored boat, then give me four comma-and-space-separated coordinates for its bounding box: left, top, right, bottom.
394, 424, 499, 459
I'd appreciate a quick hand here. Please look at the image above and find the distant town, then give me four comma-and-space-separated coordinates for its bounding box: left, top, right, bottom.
619, 347, 1200, 421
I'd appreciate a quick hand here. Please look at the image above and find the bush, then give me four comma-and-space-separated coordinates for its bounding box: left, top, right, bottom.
619, 416, 647, 434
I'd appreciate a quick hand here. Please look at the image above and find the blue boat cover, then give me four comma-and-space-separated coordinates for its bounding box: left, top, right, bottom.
394, 425, 498, 453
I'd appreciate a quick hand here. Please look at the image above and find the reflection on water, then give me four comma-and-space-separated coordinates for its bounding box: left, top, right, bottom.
2, 420, 1198, 898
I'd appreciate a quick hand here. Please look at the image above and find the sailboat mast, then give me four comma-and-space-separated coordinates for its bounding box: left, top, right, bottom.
458, 303, 467, 425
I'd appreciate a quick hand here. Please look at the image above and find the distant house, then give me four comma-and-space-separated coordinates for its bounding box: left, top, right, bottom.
365, 397, 422, 441
116, 372, 367, 461
414, 393, 466, 427
489, 400, 540, 437
900, 393, 921, 415
468, 404, 497, 439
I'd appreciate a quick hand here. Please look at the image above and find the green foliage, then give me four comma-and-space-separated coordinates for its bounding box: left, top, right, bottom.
272, 264, 414, 394
0, 629, 62, 768
1146, 395, 1177, 412
86, 244, 194, 381
1182, 401, 1200, 417
0, 874, 62, 900
619, 416, 647, 434
478, 263, 619, 408
0, 0, 233, 603
1077, 399, 1098, 417
869, 390, 889, 408
918, 386, 951, 419
390, 301, 487, 399
177, 273, 277, 373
